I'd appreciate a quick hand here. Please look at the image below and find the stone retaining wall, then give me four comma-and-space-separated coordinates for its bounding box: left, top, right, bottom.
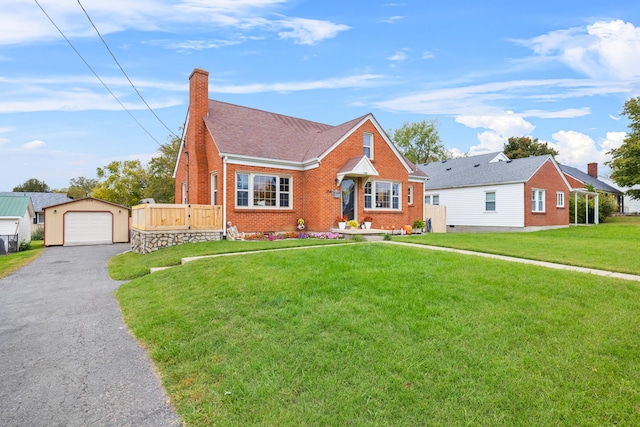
130, 228, 223, 254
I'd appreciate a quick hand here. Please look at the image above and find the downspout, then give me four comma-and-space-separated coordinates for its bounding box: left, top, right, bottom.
185, 150, 189, 204
223, 155, 228, 238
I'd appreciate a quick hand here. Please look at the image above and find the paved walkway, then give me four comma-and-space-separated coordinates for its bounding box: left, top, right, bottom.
0, 244, 182, 427
384, 241, 640, 282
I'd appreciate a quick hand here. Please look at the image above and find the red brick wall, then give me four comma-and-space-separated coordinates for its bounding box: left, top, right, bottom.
524, 160, 569, 227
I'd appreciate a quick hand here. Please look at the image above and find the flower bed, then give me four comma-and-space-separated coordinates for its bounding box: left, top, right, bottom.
245, 231, 344, 241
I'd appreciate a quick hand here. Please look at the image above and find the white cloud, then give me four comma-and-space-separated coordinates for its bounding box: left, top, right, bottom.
22, 140, 46, 150
552, 130, 606, 166
210, 74, 383, 94
521, 20, 640, 80
456, 112, 536, 154
521, 108, 591, 119
381, 16, 403, 24
0, 0, 348, 47
387, 49, 409, 63
600, 131, 626, 152
422, 51, 435, 60
276, 17, 350, 45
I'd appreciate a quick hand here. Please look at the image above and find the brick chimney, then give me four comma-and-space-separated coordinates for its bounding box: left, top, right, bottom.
587, 162, 598, 178
185, 68, 210, 204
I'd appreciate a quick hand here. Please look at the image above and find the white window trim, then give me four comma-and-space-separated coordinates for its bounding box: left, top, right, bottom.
485, 191, 496, 212
210, 172, 218, 205
364, 180, 401, 211
181, 182, 187, 204
235, 172, 293, 209
532, 189, 546, 213
363, 132, 374, 160
408, 185, 414, 205
425, 194, 440, 205
556, 191, 565, 208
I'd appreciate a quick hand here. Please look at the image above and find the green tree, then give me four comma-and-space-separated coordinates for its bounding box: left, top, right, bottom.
145, 136, 180, 203
389, 119, 450, 164
13, 178, 50, 192
607, 97, 640, 199
93, 160, 148, 207
503, 136, 559, 159
67, 177, 99, 199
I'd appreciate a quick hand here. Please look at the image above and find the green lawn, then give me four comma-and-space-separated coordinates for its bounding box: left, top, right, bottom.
395, 218, 640, 275
0, 241, 44, 279
109, 238, 351, 280
117, 243, 640, 426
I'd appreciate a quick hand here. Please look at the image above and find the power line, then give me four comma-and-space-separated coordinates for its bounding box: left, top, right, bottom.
33, 0, 163, 147
76, 0, 179, 139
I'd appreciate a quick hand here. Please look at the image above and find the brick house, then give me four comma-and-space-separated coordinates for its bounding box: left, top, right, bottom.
417, 152, 572, 231
174, 68, 427, 234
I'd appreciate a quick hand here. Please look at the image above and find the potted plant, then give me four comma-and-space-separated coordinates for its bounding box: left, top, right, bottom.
412, 219, 426, 233
336, 215, 347, 230
363, 216, 373, 229
347, 219, 359, 230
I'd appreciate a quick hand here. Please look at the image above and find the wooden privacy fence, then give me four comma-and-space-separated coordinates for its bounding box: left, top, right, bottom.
424, 205, 447, 233
131, 204, 223, 231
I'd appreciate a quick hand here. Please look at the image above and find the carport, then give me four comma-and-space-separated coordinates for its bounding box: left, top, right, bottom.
43, 197, 130, 246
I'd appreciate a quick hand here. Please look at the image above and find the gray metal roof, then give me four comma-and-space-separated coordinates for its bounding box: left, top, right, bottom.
0, 192, 71, 212
558, 165, 623, 195
418, 152, 555, 190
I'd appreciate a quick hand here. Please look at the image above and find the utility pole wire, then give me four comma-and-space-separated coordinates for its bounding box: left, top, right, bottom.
76, 0, 179, 139
33, 0, 162, 147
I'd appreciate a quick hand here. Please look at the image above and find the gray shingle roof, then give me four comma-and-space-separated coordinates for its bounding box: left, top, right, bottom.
418, 152, 555, 190
559, 165, 623, 195
0, 192, 71, 212
203, 100, 367, 162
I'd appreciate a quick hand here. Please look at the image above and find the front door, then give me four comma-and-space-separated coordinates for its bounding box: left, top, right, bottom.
341, 179, 356, 221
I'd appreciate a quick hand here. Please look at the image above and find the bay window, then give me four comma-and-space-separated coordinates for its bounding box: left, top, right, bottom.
236, 173, 291, 208
364, 180, 400, 210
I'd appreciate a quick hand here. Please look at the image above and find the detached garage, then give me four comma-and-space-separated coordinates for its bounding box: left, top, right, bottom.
44, 198, 130, 246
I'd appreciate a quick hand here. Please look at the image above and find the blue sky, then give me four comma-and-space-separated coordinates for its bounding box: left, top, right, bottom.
1, 0, 639, 190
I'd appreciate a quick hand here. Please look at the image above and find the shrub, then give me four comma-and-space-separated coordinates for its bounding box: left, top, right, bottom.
19, 240, 31, 251
31, 227, 44, 241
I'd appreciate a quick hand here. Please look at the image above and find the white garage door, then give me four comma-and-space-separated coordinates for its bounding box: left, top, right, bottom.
64, 212, 113, 246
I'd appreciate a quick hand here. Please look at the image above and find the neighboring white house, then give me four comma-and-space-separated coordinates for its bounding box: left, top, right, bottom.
599, 176, 640, 214
0, 195, 35, 253
417, 152, 573, 232
0, 192, 71, 232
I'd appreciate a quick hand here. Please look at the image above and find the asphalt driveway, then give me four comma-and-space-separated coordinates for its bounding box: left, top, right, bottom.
0, 244, 182, 427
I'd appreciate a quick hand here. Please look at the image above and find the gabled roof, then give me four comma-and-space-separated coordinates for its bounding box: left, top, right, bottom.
559, 164, 624, 195
419, 152, 563, 190
0, 192, 70, 212
204, 99, 365, 163
42, 197, 131, 210
0, 196, 34, 218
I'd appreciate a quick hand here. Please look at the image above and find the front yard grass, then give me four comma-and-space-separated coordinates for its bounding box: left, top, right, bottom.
109, 238, 351, 280
0, 241, 44, 279
117, 243, 640, 426
395, 219, 640, 275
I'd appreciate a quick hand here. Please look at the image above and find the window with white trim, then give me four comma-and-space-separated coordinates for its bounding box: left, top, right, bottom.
35, 212, 44, 224
425, 194, 440, 205
408, 186, 414, 205
236, 173, 291, 208
556, 191, 565, 208
181, 182, 187, 204
532, 189, 545, 212
485, 191, 496, 211
210, 173, 218, 205
363, 132, 373, 159
364, 180, 400, 210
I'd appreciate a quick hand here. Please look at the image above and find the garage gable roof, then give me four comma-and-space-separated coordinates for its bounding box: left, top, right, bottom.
42, 197, 131, 211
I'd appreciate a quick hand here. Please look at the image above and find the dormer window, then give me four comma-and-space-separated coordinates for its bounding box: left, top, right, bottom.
363, 132, 373, 159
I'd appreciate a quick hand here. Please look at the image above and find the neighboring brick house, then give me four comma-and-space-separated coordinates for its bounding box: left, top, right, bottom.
559, 163, 625, 213
174, 68, 427, 234
417, 152, 572, 231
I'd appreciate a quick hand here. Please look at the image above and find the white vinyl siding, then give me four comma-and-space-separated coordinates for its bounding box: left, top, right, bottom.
431, 183, 524, 227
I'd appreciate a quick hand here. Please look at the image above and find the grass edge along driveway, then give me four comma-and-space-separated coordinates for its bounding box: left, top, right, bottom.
116, 242, 640, 427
